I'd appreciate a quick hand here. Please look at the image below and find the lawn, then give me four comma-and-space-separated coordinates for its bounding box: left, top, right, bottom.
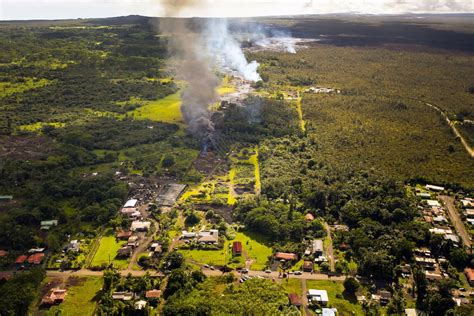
179, 231, 272, 270
306, 280, 363, 316
90, 236, 128, 269
281, 278, 303, 296
130, 93, 183, 124
47, 277, 102, 316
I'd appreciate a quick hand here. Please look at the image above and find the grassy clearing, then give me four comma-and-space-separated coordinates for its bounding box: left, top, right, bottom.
17, 122, 65, 132
306, 280, 363, 315
295, 94, 306, 132
0, 78, 52, 98
179, 231, 272, 270
47, 277, 102, 316
90, 236, 128, 269
130, 93, 183, 124
281, 278, 303, 296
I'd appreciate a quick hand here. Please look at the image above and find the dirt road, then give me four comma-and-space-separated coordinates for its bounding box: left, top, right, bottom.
439, 195, 472, 250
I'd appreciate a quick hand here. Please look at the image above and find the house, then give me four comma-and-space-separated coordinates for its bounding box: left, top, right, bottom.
130, 221, 151, 232
121, 208, 137, 216
444, 234, 460, 245
433, 215, 448, 224
464, 268, 474, 286
379, 290, 392, 305
15, 255, 28, 265
41, 288, 67, 305
405, 308, 417, 316
27, 253, 45, 265
41, 220, 58, 230
288, 293, 302, 306
117, 246, 133, 258
232, 241, 243, 256
307, 289, 329, 305
116, 230, 133, 240
28, 247, 45, 254
303, 260, 314, 272
312, 239, 324, 257
305, 213, 315, 221
467, 218, 474, 226
65, 240, 80, 252
181, 231, 197, 239
123, 199, 138, 208
128, 236, 140, 248
425, 185, 445, 192
429, 227, 452, 235
461, 199, 474, 208
112, 292, 134, 301
135, 300, 147, 310
0, 195, 13, 201
145, 289, 162, 300
416, 192, 431, 199
415, 257, 436, 269
0, 272, 13, 281
464, 209, 474, 218
425, 271, 443, 281
197, 230, 219, 245
426, 200, 441, 207
275, 252, 298, 261
0, 250, 8, 257
322, 308, 338, 316
150, 243, 162, 255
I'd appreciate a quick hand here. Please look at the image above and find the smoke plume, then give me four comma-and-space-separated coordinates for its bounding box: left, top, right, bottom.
157, 1, 262, 140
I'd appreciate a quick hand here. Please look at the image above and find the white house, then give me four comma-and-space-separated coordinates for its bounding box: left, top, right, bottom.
426, 200, 441, 207
130, 221, 151, 232
307, 289, 329, 305
425, 185, 445, 192
124, 199, 138, 208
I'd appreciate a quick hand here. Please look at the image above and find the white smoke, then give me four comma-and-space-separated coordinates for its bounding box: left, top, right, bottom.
205, 18, 262, 82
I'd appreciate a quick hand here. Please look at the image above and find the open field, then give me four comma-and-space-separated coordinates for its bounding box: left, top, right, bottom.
90, 236, 128, 269
306, 280, 363, 315
129, 93, 183, 124
46, 277, 102, 316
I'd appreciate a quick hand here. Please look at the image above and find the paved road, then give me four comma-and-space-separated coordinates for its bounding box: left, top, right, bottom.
46, 268, 346, 281
439, 195, 472, 250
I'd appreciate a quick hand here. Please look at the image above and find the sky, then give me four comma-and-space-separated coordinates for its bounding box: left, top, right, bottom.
1, 0, 473, 20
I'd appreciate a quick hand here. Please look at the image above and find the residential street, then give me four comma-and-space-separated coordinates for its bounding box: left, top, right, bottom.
439, 195, 472, 250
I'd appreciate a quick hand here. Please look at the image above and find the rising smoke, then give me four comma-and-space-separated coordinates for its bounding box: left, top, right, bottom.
157, 0, 261, 141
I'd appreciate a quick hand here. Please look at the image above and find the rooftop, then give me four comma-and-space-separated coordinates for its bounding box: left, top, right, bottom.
275, 252, 298, 261
145, 289, 162, 299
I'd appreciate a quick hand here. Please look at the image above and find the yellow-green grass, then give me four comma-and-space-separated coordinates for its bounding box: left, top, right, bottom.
306, 280, 363, 315
249, 150, 261, 194
130, 93, 183, 124
47, 277, 102, 316
90, 236, 128, 269
180, 231, 272, 270
17, 122, 65, 132
281, 278, 303, 296
295, 96, 306, 132
0, 78, 51, 98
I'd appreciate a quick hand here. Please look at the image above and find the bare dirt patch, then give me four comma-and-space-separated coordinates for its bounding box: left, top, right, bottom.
0, 135, 55, 160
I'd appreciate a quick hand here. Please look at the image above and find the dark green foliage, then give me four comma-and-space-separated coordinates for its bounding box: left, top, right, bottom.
0, 269, 44, 316
343, 277, 360, 294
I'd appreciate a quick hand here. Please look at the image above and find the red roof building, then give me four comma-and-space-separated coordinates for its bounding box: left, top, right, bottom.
27, 253, 44, 265
288, 293, 302, 306
232, 241, 243, 256
0, 250, 8, 257
145, 289, 162, 299
15, 255, 28, 264
465, 268, 474, 286
275, 252, 298, 261
116, 230, 133, 239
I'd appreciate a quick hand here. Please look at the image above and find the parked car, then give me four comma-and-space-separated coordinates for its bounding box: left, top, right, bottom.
241, 268, 249, 274
265, 269, 272, 273
294, 271, 302, 275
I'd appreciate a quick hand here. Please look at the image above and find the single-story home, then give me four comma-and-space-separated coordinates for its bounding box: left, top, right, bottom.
312, 239, 324, 257
288, 293, 302, 306
426, 200, 441, 207
429, 228, 452, 235
425, 271, 443, 281
416, 192, 431, 199
444, 234, 460, 244
197, 230, 219, 245
117, 246, 133, 258
464, 268, 474, 286
116, 230, 133, 240
322, 308, 338, 316
232, 241, 243, 256
464, 209, 474, 218
123, 199, 138, 208
27, 253, 45, 265
305, 213, 315, 221
65, 240, 80, 252
130, 221, 151, 232
112, 292, 134, 301
275, 252, 298, 261
425, 184, 444, 192
379, 290, 392, 305
41, 288, 67, 305
303, 260, 314, 272
145, 289, 162, 300
28, 247, 45, 254
15, 255, 28, 265
0, 250, 8, 257
307, 289, 329, 305
405, 308, 417, 316
181, 231, 197, 239
41, 220, 58, 230
135, 300, 147, 310
461, 199, 474, 208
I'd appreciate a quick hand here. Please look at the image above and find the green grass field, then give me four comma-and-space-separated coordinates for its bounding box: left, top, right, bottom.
90, 236, 128, 269
0, 77, 52, 98
47, 277, 102, 316
281, 278, 303, 296
130, 93, 183, 124
306, 280, 363, 315
179, 231, 272, 270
